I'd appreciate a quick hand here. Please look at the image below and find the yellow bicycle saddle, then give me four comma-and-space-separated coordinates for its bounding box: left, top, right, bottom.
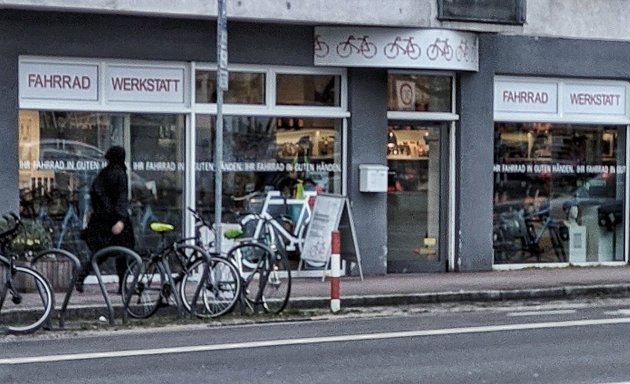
150, 222, 174, 233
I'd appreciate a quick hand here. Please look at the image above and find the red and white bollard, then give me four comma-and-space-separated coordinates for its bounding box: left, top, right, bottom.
330, 230, 341, 313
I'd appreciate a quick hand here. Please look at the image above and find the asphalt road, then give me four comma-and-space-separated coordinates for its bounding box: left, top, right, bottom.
3, 299, 630, 384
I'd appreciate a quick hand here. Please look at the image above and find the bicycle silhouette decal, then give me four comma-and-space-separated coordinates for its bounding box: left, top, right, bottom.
314, 34, 330, 58
336, 35, 377, 59
426, 38, 453, 61
384, 36, 421, 59
455, 39, 476, 63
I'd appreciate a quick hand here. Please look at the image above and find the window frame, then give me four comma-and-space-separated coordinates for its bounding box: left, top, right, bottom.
192, 64, 349, 118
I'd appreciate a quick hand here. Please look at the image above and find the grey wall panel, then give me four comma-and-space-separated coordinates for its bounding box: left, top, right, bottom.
0, 54, 19, 215
456, 35, 496, 271
494, 35, 630, 79
347, 68, 388, 275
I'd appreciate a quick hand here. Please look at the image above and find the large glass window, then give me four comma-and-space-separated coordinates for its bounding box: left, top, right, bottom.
18, 111, 185, 272
493, 122, 626, 264
195, 116, 342, 217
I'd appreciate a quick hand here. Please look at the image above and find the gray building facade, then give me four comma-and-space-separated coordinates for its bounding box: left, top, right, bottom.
1, 3, 629, 276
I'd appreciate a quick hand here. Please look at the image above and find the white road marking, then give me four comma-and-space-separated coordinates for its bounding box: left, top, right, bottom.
507, 309, 577, 317
604, 309, 630, 316
3, 317, 630, 365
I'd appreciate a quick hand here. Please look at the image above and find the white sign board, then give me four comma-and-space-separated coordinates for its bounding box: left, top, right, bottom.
300, 193, 363, 279
301, 194, 344, 264
19, 56, 189, 108
19, 61, 98, 101
563, 83, 626, 115
105, 64, 185, 103
494, 76, 630, 121
494, 79, 558, 114
314, 27, 478, 71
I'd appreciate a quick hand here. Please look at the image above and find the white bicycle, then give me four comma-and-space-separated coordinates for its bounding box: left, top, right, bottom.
236, 191, 315, 260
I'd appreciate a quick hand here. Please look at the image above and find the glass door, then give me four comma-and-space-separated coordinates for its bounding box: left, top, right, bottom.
387, 122, 447, 272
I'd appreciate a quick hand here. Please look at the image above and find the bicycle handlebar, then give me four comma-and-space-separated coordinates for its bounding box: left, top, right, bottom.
231, 191, 264, 202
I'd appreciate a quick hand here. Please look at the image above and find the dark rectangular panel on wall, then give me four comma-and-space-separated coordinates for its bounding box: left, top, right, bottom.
437, 0, 526, 24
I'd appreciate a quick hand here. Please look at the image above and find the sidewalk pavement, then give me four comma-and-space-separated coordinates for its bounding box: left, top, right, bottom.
60, 266, 630, 318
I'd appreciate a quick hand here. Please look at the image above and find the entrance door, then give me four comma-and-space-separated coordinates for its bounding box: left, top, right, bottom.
387, 122, 448, 272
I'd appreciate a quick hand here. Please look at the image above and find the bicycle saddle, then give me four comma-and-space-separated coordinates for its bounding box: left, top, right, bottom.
150, 222, 174, 233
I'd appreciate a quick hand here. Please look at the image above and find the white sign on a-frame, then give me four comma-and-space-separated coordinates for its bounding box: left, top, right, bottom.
300, 193, 363, 280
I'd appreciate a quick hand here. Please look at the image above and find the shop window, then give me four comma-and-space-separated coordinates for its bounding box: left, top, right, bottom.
493, 122, 626, 264
18, 111, 185, 272
195, 115, 342, 217
387, 74, 452, 112
195, 70, 265, 104
276, 74, 340, 107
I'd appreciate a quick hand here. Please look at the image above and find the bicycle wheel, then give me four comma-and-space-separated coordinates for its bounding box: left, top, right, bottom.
122, 259, 164, 319
231, 242, 291, 314
179, 256, 240, 318
0, 265, 54, 335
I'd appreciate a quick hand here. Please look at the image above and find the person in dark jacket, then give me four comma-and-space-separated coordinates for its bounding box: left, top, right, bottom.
76, 145, 135, 293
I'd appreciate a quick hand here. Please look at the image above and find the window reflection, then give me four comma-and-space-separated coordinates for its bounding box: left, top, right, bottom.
493, 122, 626, 264
387, 74, 452, 112
195, 116, 342, 216
17, 111, 185, 272
195, 70, 265, 104
276, 74, 340, 107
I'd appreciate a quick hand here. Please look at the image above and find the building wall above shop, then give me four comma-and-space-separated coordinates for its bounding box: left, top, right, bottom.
3, 0, 630, 41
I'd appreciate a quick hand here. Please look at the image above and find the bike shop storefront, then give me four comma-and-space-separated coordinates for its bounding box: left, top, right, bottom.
493, 76, 629, 267
314, 27, 478, 273
16, 56, 347, 277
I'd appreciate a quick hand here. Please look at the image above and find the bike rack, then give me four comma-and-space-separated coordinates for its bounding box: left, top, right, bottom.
91, 246, 142, 325
30, 248, 81, 329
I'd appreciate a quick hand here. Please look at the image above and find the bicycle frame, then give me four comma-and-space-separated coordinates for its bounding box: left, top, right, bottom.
241, 191, 314, 252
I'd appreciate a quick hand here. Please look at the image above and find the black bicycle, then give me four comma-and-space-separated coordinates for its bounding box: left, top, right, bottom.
494, 201, 568, 263
122, 221, 241, 319
0, 212, 54, 334
188, 207, 291, 314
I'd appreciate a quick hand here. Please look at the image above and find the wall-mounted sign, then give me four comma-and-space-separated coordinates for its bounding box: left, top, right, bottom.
563, 83, 626, 116
19, 61, 98, 101
105, 65, 185, 103
314, 27, 478, 72
494, 79, 558, 114
494, 76, 630, 121
19, 56, 188, 108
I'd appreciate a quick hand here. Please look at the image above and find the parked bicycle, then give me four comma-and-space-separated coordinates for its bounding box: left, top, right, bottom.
122, 221, 241, 319
493, 200, 568, 263
237, 190, 313, 256
187, 207, 291, 314
0, 212, 54, 334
